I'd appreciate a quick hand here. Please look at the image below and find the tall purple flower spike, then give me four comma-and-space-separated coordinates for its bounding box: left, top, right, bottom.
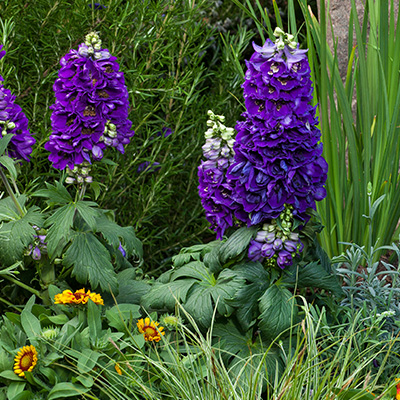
222, 30, 327, 230
45, 32, 134, 170
198, 29, 327, 268
0, 45, 35, 161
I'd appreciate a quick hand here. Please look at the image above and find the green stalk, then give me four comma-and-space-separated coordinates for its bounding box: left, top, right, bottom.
3, 275, 42, 299
0, 166, 24, 217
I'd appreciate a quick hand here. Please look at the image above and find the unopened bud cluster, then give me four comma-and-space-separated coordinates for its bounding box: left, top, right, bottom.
248, 204, 303, 269
203, 110, 235, 162
100, 120, 120, 148
81, 32, 103, 59
0, 120, 16, 137
273, 27, 297, 50
65, 162, 93, 184
25, 226, 47, 261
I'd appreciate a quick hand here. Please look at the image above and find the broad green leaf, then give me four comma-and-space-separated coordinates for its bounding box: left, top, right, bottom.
8, 391, 31, 400
47, 383, 89, 399
213, 321, 283, 390
64, 231, 118, 292
0, 156, 17, 180
184, 269, 244, 329
0, 204, 43, 265
20, 295, 41, 341
77, 349, 101, 374
219, 226, 257, 264
259, 284, 297, 340
141, 279, 196, 311
0, 134, 14, 155
106, 304, 140, 322
47, 314, 69, 325
6, 382, 26, 399
112, 269, 150, 304
0, 371, 24, 381
95, 213, 143, 261
45, 203, 75, 258
171, 261, 210, 281
87, 296, 102, 344
230, 262, 270, 331
75, 374, 94, 388
75, 200, 99, 230
0, 349, 12, 372
33, 181, 73, 204
283, 261, 343, 297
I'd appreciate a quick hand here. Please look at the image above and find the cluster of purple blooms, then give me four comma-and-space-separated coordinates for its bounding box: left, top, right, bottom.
198, 29, 328, 268
45, 32, 134, 170
24, 227, 47, 261
198, 110, 236, 239
248, 204, 303, 268
0, 45, 35, 161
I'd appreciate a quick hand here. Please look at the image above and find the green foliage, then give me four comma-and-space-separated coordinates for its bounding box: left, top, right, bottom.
0, 0, 254, 275
296, 0, 400, 258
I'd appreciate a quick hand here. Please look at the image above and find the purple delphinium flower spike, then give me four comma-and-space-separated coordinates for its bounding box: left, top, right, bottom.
200, 29, 327, 269
223, 32, 327, 229
198, 110, 237, 238
46, 32, 134, 170
0, 46, 35, 161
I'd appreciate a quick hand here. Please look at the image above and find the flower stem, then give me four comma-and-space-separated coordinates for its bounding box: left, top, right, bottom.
0, 166, 24, 217
0, 295, 21, 311
3, 275, 42, 299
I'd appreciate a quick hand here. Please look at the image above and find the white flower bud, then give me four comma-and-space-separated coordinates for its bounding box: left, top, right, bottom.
77, 175, 84, 183
65, 177, 75, 184
7, 122, 15, 129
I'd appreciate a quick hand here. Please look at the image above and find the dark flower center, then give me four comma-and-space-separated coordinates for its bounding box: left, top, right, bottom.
82, 127, 94, 135
105, 65, 113, 73
83, 105, 96, 117
97, 90, 109, 98
67, 116, 75, 126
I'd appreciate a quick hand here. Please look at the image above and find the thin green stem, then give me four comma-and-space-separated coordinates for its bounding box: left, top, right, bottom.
0, 167, 24, 217
3, 275, 42, 299
0, 295, 21, 311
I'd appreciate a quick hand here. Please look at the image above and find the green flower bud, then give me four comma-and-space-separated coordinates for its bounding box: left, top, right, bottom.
7, 122, 15, 129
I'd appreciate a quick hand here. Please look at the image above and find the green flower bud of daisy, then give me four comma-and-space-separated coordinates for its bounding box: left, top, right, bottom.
161, 314, 181, 328
41, 326, 59, 340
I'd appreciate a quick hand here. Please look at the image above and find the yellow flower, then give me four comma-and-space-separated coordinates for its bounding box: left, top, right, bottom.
137, 317, 165, 342
115, 363, 122, 375
13, 345, 38, 378
88, 291, 104, 305
54, 288, 103, 305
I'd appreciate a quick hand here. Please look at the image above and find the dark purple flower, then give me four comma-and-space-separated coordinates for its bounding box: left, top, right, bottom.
88, 3, 106, 9
0, 47, 35, 161
277, 250, 293, 269
137, 161, 161, 173
46, 32, 134, 170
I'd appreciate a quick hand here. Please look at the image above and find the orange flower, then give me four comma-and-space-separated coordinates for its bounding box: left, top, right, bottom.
14, 345, 38, 378
54, 288, 103, 305
137, 318, 165, 342
396, 378, 400, 400
115, 363, 122, 375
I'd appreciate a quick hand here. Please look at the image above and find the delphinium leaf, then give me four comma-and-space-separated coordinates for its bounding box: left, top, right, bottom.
64, 232, 118, 293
